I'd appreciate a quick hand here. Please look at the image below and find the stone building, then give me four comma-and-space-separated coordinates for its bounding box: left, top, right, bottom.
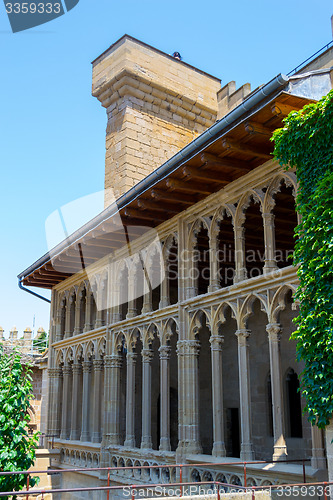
0, 327, 48, 438
18, 35, 333, 497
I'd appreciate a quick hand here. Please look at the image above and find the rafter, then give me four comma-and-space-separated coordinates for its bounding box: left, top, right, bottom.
166, 178, 214, 195
151, 189, 195, 204
244, 121, 274, 136
182, 166, 230, 183
221, 138, 272, 160
200, 152, 252, 172
137, 199, 179, 213
124, 207, 167, 221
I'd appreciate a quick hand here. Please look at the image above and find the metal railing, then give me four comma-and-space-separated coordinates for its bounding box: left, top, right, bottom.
0, 457, 313, 499
0, 479, 332, 499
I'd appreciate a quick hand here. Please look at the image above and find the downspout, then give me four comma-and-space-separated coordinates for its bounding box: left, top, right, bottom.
18, 278, 51, 303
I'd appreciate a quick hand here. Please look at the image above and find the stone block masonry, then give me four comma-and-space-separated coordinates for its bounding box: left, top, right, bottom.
92, 35, 221, 206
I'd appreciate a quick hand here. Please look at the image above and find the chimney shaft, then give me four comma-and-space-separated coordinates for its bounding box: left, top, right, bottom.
92, 36, 221, 207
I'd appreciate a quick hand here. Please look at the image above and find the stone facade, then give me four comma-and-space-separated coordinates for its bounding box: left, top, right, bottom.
19, 36, 333, 498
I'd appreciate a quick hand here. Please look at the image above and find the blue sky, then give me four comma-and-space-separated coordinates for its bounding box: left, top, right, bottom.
0, 0, 332, 338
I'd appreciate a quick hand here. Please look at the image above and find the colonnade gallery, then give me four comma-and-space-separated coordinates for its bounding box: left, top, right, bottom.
19, 35, 332, 492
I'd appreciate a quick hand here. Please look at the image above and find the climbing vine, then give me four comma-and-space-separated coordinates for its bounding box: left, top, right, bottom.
272, 89, 333, 428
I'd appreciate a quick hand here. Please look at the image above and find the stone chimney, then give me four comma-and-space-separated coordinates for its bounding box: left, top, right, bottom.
92, 35, 221, 207
10, 326, 18, 341
23, 327, 32, 341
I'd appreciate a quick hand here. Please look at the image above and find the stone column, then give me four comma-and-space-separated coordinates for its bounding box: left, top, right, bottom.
210, 335, 226, 456
64, 297, 73, 338
48, 368, 62, 438
127, 271, 137, 318
185, 242, 198, 299
141, 348, 154, 449
325, 420, 333, 483
159, 272, 170, 309
141, 279, 152, 314
267, 323, 287, 461
103, 354, 122, 445
263, 212, 278, 274
73, 293, 82, 335
159, 345, 171, 451
179, 340, 202, 454
80, 361, 92, 442
55, 308, 63, 342
83, 291, 92, 332
91, 359, 103, 443
234, 224, 247, 283
70, 362, 82, 440
124, 352, 137, 447
95, 289, 104, 328
236, 329, 254, 460
311, 425, 326, 469
209, 235, 220, 292
60, 365, 72, 439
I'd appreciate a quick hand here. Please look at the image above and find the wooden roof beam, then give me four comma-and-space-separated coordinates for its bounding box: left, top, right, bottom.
221, 139, 272, 160
200, 152, 252, 172
271, 102, 300, 117
151, 189, 195, 204
244, 121, 275, 137
137, 199, 179, 213
124, 208, 167, 222
166, 178, 214, 195
182, 166, 230, 184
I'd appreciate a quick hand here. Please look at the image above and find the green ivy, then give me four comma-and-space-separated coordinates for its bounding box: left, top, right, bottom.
0, 346, 39, 498
272, 89, 333, 428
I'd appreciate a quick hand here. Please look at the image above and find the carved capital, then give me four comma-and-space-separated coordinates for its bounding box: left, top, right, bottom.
82, 361, 92, 374
235, 329, 251, 346
93, 359, 104, 371
142, 349, 154, 363
126, 351, 137, 364
177, 340, 200, 357
62, 365, 72, 377
49, 367, 62, 378
159, 345, 171, 360
104, 354, 122, 369
209, 335, 224, 351
266, 323, 281, 342
72, 362, 82, 375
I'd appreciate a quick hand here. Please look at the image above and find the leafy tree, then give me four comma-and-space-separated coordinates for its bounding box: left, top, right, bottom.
0, 346, 39, 497
33, 331, 48, 353
272, 89, 333, 428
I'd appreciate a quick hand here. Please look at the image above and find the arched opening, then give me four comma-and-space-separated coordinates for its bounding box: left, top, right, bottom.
60, 298, 66, 339
151, 331, 161, 450
221, 306, 240, 458
247, 298, 271, 460
286, 369, 302, 438
100, 277, 108, 325
168, 239, 178, 305
79, 289, 86, 333
151, 253, 161, 311
69, 295, 75, 336
273, 182, 297, 268
90, 292, 97, 329
196, 312, 213, 454
169, 328, 179, 451
134, 336, 143, 448
196, 225, 210, 295
119, 266, 129, 320
218, 215, 235, 288
244, 199, 265, 279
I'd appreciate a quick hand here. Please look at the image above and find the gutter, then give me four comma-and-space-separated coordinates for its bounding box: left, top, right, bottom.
18, 72, 289, 284
18, 278, 51, 303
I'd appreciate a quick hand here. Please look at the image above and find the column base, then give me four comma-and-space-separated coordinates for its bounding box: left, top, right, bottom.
184, 440, 202, 455
91, 433, 102, 443
70, 431, 80, 440
159, 298, 169, 309
273, 446, 287, 462
208, 283, 220, 293
124, 437, 136, 448
80, 432, 90, 442
263, 264, 278, 275
60, 431, 68, 440
141, 437, 153, 449
212, 441, 227, 457
159, 438, 171, 451
240, 443, 255, 461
